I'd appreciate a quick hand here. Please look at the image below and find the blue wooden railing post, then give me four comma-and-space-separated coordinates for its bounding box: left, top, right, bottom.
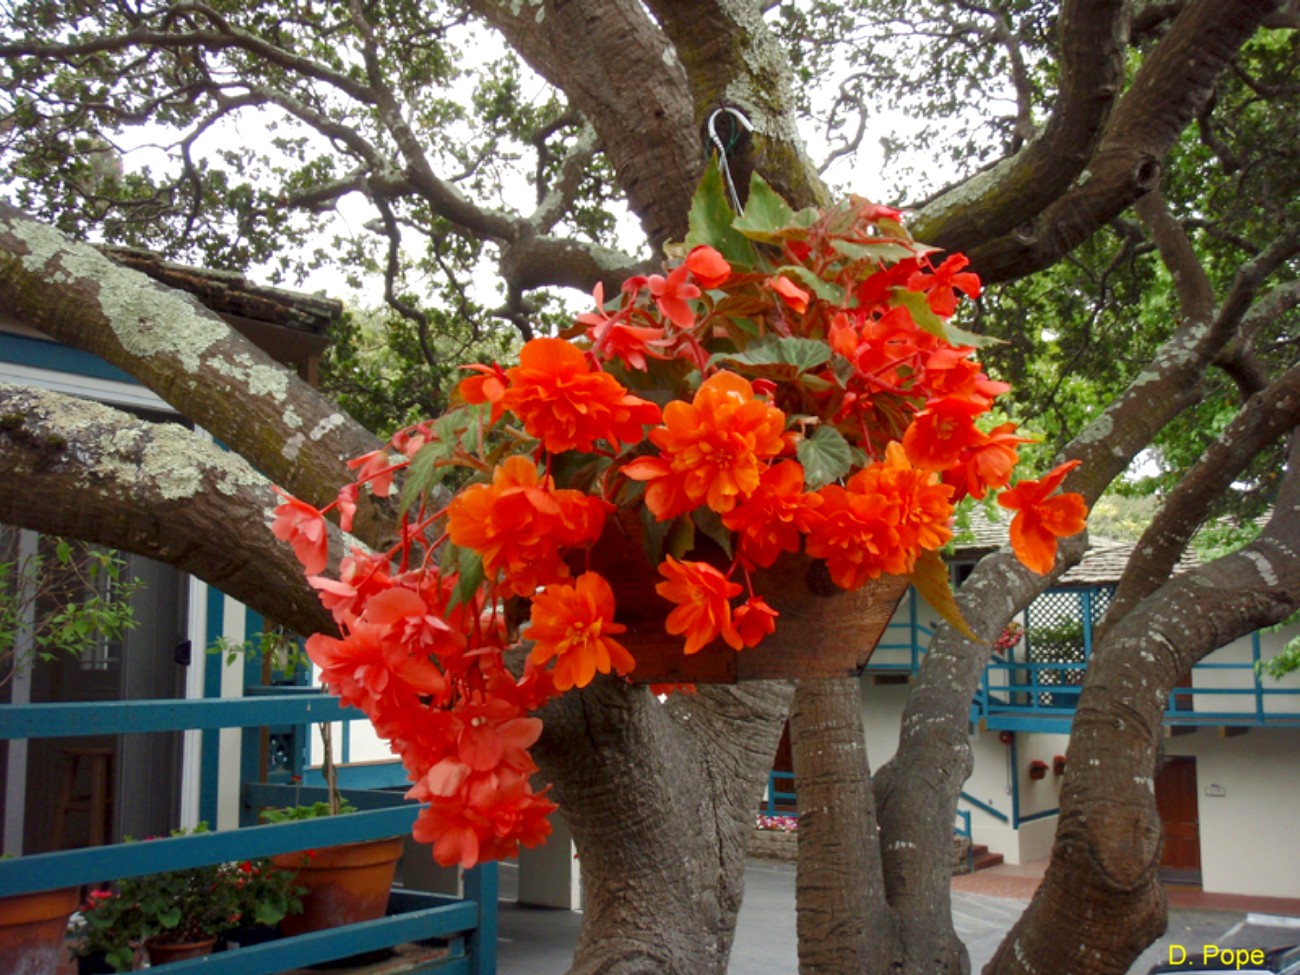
464, 862, 499, 975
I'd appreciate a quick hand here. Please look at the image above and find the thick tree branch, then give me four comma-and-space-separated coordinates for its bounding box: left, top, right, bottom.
530, 121, 600, 235
0, 204, 384, 523
466, 0, 700, 252
1106, 361, 1300, 627
642, 0, 827, 208
961, 0, 1283, 284
987, 436, 1300, 975
911, 0, 1127, 253
1135, 189, 1217, 323
0, 384, 336, 638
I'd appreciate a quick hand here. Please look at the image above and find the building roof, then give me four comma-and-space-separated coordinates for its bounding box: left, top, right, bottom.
100, 246, 342, 336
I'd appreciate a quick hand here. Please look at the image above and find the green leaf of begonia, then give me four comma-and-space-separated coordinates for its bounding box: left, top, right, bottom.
686, 158, 757, 268
910, 549, 978, 640
666, 514, 696, 559
776, 265, 846, 305
796, 425, 853, 489
733, 172, 794, 242
708, 336, 832, 380
892, 288, 999, 349
640, 503, 672, 564
691, 506, 733, 558
449, 547, 485, 610
830, 238, 921, 264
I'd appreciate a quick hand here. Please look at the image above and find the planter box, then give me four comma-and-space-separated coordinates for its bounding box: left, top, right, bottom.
748, 828, 797, 862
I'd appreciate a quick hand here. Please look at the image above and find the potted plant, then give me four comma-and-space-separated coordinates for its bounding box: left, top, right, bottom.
71, 887, 142, 974
118, 858, 243, 965
223, 856, 305, 948
264, 743, 403, 937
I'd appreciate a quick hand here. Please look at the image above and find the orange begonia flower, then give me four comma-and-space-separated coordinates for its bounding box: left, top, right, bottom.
947, 422, 1034, 501
528, 572, 635, 691
620, 454, 697, 521
447, 455, 609, 596
458, 362, 510, 424
500, 337, 661, 453
849, 442, 954, 572
804, 485, 902, 590
907, 253, 982, 317
685, 245, 731, 289
733, 596, 779, 648
655, 556, 742, 653
722, 460, 822, 568
771, 275, 810, 314
901, 397, 988, 471
647, 264, 701, 329
633, 371, 787, 516
998, 460, 1088, 574
271, 488, 329, 576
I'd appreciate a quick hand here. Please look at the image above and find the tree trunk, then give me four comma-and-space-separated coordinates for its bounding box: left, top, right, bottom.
790, 678, 902, 974
986, 494, 1300, 974
533, 679, 792, 975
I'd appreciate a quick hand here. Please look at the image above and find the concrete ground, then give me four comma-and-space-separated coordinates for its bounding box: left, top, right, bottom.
497, 858, 1300, 975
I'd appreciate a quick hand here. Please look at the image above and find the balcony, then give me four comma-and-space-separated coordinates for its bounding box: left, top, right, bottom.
0, 692, 496, 974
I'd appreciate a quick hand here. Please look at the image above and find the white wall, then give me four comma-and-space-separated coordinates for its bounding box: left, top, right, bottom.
1162, 727, 1300, 898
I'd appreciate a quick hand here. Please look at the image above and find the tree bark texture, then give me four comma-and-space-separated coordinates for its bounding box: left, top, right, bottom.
0, 384, 335, 638
913, 0, 1128, 253
986, 441, 1300, 975
532, 678, 793, 975
957, 0, 1284, 283
467, 0, 700, 252
0, 204, 384, 525
790, 678, 902, 975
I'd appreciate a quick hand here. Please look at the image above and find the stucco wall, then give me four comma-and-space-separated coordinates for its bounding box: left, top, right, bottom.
1162, 727, 1300, 898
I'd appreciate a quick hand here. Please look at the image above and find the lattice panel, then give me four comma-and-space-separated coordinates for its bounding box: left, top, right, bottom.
1024, 587, 1114, 707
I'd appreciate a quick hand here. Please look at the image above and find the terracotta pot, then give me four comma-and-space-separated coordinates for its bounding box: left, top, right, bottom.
146, 936, 218, 966
584, 510, 910, 684
272, 835, 403, 936
0, 885, 79, 975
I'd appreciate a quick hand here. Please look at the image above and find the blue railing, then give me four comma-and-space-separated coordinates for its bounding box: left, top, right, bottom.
762, 770, 797, 816
0, 693, 495, 974
864, 590, 933, 673
958, 791, 1008, 824
974, 635, 1300, 732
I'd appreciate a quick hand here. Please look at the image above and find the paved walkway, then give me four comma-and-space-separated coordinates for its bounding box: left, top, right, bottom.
499, 858, 1300, 975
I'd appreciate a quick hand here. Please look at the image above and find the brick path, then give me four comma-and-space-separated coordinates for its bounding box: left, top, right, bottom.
951, 858, 1300, 918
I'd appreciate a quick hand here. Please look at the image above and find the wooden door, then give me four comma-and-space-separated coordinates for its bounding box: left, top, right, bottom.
1154, 756, 1201, 875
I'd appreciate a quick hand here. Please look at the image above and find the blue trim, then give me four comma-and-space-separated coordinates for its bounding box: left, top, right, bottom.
958, 791, 1009, 824
0, 694, 358, 738
201, 586, 225, 827
0, 806, 418, 894
0, 331, 138, 383
240, 606, 266, 826
464, 864, 499, 975
1018, 807, 1060, 825
762, 770, 797, 815
305, 761, 410, 791
117, 893, 477, 975
1009, 734, 1020, 827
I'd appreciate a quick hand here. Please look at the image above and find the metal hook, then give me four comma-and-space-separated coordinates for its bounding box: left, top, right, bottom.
706, 107, 753, 214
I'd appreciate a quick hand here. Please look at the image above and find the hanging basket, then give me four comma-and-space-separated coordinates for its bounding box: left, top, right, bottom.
584, 511, 909, 685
